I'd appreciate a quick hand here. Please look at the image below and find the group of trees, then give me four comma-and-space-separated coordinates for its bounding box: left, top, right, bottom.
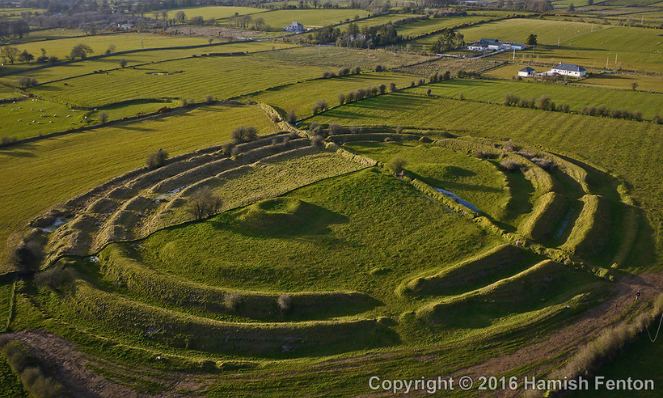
337, 82, 396, 106
429, 28, 464, 54
335, 22, 402, 48
0, 19, 30, 39
504, 93, 570, 113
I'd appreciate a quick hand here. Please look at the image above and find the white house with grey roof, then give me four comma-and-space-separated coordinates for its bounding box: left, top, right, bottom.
550, 63, 586, 77
518, 67, 536, 77
284, 21, 304, 33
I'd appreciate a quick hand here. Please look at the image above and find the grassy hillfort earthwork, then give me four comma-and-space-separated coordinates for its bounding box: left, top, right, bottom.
0, 0, 662, 396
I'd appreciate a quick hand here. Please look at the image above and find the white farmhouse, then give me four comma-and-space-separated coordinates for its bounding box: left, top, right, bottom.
550, 63, 586, 77
284, 22, 304, 33
518, 67, 536, 77
468, 41, 487, 51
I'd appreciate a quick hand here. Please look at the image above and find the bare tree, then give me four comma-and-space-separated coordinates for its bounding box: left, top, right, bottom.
187, 188, 222, 220
175, 11, 186, 24
0, 46, 20, 64
119, 58, 127, 68
230, 126, 258, 143
98, 111, 109, 124
70, 43, 94, 60
146, 148, 168, 169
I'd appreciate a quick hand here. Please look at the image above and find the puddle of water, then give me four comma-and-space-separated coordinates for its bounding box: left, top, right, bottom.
42, 217, 71, 233
434, 188, 481, 213
154, 186, 184, 203
554, 207, 575, 240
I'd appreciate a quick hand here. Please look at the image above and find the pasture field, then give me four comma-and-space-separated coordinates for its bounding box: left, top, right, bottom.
481, 63, 546, 79
351, 13, 424, 29
27, 52, 330, 107
0, 98, 86, 140
164, 5, 267, 20
455, 19, 663, 72
2, 33, 225, 65
10, 28, 87, 42
0, 7, 43, 18
307, 92, 663, 246
343, 142, 511, 221
396, 15, 495, 40
0, 41, 297, 85
409, 78, 663, 119
264, 45, 434, 69
571, 73, 663, 92
0, 104, 276, 267
252, 72, 417, 118
248, 8, 370, 30
0, 86, 22, 100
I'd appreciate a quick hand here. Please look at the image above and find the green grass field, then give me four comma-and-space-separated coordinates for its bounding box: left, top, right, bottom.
307, 93, 663, 255
343, 142, 510, 221
252, 72, 417, 119
164, 5, 267, 21
453, 18, 663, 72
0, 104, 276, 267
2, 33, 220, 65
409, 79, 663, 119
396, 15, 495, 40
0, 98, 86, 140
264, 46, 433, 69
27, 52, 330, 107
0, 41, 296, 85
572, 73, 663, 93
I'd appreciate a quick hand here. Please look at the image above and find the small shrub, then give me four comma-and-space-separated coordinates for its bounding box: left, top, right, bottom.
309, 122, 321, 136
17, 76, 38, 88
633, 110, 642, 121
221, 142, 235, 156
322, 71, 331, 79
384, 137, 393, 142
98, 111, 108, 124
180, 98, 188, 107
500, 159, 524, 172
1, 136, 18, 147
277, 294, 292, 313
328, 122, 342, 135
426, 88, 432, 96
387, 157, 407, 173
224, 293, 241, 312
337, 93, 346, 105
370, 86, 379, 96
352, 66, 361, 75
349, 126, 362, 134
503, 140, 517, 152
311, 135, 325, 147
378, 84, 387, 94
389, 82, 397, 92
230, 126, 258, 143
119, 58, 127, 68
504, 93, 519, 106
653, 114, 662, 124
9, 237, 44, 275
316, 99, 329, 112
395, 125, 403, 134
205, 94, 214, 104
532, 157, 555, 170
474, 150, 497, 159
286, 110, 297, 124
375, 64, 384, 72
146, 148, 169, 169
338, 67, 350, 76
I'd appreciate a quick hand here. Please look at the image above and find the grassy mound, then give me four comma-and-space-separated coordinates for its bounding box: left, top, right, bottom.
520, 192, 569, 242
416, 260, 606, 328
401, 244, 541, 297
233, 198, 344, 236
95, 245, 379, 321
56, 279, 398, 358
562, 195, 611, 260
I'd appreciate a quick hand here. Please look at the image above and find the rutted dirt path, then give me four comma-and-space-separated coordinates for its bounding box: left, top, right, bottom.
449, 272, 663, 398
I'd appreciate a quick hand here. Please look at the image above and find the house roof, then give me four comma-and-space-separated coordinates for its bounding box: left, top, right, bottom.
468, 42, 485, 46
519, 67, 535, 72
552, 63, 586, 72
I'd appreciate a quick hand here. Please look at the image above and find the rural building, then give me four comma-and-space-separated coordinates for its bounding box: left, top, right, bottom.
467, 41, 487, 51
518, 67, 536, 77
467, 38, 525, 52
284, 21, 304, 33
118, 23, 134, 30
550, 63, 586, 77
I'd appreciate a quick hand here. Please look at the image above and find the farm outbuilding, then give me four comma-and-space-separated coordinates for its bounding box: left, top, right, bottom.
518, 67, 536, 77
